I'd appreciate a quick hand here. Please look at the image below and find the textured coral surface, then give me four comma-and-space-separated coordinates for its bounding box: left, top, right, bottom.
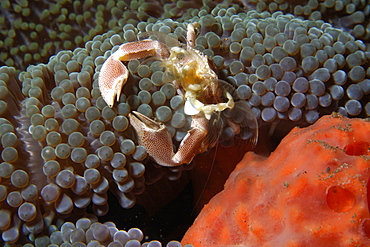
182, 114, 370, 246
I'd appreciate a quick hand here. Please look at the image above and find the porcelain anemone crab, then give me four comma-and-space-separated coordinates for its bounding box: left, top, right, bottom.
98, 23, 257, 167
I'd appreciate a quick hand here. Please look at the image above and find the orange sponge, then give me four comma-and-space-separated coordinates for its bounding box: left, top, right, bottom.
182, 114, 370, 246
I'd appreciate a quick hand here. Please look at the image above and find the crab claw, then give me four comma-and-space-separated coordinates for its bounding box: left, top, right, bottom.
129, 111, 178, 167
99, 53, 129, 107
129, 111, 208, 167
99, 40, 170, 108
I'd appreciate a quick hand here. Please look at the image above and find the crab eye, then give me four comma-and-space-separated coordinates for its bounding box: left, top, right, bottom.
176, 52, 185, 60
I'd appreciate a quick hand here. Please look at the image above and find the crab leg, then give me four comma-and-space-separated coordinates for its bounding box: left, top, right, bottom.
129, 111, 208, 167
186, 23, 199, 48
99, 40, 170, 107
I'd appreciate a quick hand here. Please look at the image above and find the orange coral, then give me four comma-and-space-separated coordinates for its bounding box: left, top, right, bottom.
182, 114, 370, 246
